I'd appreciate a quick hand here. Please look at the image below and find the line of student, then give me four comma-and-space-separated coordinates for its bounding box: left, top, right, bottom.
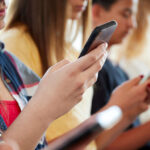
0, 0, 150, 150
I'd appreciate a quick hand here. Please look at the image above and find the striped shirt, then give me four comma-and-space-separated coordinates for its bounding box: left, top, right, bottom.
0, 42, 46, 150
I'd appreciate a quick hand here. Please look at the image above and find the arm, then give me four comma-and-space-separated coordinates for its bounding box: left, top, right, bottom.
1, 43, 108, 150
1, 76, 150, 150
95, 115, 132, 150
96, 77, 150, 150
104, 121, 150, 150
47, 77, 150, 150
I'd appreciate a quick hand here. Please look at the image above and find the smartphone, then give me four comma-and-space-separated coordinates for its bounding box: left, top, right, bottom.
46, 106, 122, 150
78, 20, 117, 58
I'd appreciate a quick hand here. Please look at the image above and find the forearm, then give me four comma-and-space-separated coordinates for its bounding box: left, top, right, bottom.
48, 105, 122, 150
96, 115, 132, 150
47, 114, 99, 150
105, 121, 150, 150
2, 96, 54, 150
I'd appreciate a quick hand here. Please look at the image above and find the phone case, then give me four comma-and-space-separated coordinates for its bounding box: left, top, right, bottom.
79, 20, 117, 58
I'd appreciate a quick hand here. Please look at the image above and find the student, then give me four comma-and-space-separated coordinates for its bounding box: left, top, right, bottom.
0, 41, 108, 150
114, 0, 150, 124
2, 1, 150, 149
117, 0, 150, 81
91, 0, 150, 149
0, 0, 91, 76
0, 0, 97, 148
1, 73, 150, 150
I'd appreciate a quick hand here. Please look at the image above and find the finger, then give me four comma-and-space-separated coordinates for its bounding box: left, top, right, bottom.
139, 80, 150, 92
124, 75, 144, 87
72, 43, 108, 72
82, 56, 102, 81
82, 55, 105, 81
49, 59, 70, 73
134, 81, 150, 103
140, 103, 149, 112
145, 84, 150, 104
86, 75, 97, 89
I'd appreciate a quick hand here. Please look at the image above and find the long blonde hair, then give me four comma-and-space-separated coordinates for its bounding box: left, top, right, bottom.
121, 0, 150, 59
5, 0, 92, 74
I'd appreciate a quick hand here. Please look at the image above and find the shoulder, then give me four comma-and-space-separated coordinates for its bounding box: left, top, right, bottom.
0, 25, 39, 61
0, 26, 25, 42
0, 25, 37, 53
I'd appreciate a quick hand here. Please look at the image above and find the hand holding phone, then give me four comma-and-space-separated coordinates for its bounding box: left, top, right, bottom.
79, 20, 117, 58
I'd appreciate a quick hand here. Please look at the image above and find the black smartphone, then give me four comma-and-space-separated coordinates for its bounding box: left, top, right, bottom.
78, 20, 117, 58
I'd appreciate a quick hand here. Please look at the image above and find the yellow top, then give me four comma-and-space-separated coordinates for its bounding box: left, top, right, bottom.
0, 26, 97, 150
0, 26, 43, 77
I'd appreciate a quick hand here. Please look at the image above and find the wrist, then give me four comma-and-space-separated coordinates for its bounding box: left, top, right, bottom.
30, 94, 58, 126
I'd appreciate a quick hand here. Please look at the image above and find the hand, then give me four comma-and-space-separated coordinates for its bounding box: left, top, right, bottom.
0, 140, 19, 150
108, 76, 150, 115
124, 83, 150, 122
33, 43, 108, 121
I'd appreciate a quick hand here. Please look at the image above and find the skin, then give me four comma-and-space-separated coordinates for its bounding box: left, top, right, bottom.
68, 0, 88, 19
0, 43, 108, 150
0, 0, 6, 29
2, 76, 150, 150
2, 1, 150, 150
46, 76, 150, 150
92, 0, 136, 45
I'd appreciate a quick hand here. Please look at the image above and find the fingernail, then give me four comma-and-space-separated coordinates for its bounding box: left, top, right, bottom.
101, 43, 108, 49
140, 75, 144, 79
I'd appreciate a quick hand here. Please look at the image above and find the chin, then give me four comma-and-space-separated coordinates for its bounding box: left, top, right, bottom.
0, 21, 4, 29
71, 13, 82, 20
110, 39, 123, 46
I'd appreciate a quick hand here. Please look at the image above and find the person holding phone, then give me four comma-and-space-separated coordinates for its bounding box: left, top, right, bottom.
115, 0, 150, 124
1, 73, 150, 150
2, 0, 150, 150
0, 0, 98, 149
0, 74, 150, 150
91, 0, 150, 149
0, 40, 108, 150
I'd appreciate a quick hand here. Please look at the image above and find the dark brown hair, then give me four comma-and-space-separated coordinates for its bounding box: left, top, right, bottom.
92, 0, 118, 10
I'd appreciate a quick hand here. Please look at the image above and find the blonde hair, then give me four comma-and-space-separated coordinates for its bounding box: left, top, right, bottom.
5, 0, 92, 74
121, 0, 150, 59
